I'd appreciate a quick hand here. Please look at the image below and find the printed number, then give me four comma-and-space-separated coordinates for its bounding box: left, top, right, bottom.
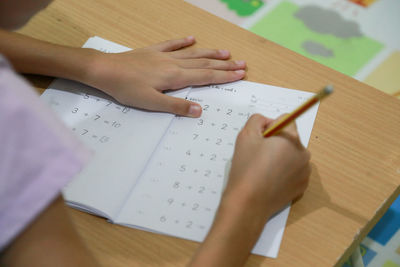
173, 182, 180, 189
198, 119, 204, 126
160, 216, 167, 222
226, 109, 232, 115
72, 108, 79, 113
203, 104, 209, 111
83, 93, 89, 99
186, 221, 193, 228
99, 136, 110, 143
192, 203, 199, 211
179, 165, 186, 172
216, 138, 222, 145
221, 123, 228, 130
94, 114, 101, 120
167, 198, 174, 205
210, 154, 216, 161
186, 150, 191, 156
198, 186, 205, 193
193, 134, 199, 140
81, 129, 88, 135
112, 121, 121, 128
204, 170, 211, 177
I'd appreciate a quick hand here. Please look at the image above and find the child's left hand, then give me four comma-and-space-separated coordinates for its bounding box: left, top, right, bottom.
82, 36, 246, 117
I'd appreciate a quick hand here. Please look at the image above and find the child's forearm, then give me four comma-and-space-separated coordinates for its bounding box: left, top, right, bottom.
0, 195, 100, 267
0, 29, 95, 82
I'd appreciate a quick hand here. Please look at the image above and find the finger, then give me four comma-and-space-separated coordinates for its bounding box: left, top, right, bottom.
148, 36, 196, 52
244, 114, 274, 136
172, 69, 245, 89
171, 48, 230, 60
141, 90, 202, 117
177, 59, 246, 71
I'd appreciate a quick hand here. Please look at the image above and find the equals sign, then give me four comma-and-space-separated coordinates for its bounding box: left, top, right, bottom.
92, 135, 98, 138
104, 120, 109, 124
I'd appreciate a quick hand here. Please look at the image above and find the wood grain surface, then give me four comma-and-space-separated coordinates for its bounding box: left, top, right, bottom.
18, 0, 400, 266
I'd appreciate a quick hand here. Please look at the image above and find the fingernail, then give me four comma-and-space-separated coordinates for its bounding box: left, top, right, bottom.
235, 60, 246, 67
186, 36, 195, 42
235, 70, 245, 75
219, 49, 230, 57
188, 104, 202, 117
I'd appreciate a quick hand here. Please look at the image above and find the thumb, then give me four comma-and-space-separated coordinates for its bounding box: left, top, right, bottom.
146, 91, 202, 117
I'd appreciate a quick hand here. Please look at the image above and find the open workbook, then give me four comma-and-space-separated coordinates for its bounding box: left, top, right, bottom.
40, 36, 319, 258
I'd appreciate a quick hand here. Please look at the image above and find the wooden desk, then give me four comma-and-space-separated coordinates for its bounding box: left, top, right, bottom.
20, 0, 400, 266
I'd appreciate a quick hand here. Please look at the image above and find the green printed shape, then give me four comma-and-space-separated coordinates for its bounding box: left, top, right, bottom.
220, 0, 264, 17
250, 1, 383, 76
383, 260, 400, 267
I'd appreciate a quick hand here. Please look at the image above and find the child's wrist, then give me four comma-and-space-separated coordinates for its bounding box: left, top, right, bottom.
72, 48, 104, 87
220, 182, 274, 226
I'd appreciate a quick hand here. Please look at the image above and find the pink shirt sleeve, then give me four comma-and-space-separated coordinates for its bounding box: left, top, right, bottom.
0, 55, 92, 250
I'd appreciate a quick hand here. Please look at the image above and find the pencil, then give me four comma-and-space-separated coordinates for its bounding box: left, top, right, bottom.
263, 85, 334, 137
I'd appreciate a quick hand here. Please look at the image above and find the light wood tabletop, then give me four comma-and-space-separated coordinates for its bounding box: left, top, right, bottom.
19, 0, 400, 266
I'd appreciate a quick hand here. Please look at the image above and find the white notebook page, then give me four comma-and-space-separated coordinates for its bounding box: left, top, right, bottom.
115, 82, 318, 257
41, 37, 189, 218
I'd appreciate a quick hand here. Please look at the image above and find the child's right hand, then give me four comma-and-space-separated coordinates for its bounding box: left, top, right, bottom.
222, 113, 311, 220
189, 114, 311, 267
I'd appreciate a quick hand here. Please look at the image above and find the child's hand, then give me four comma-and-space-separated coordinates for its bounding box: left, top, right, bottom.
189, 114, 311, 266
83, 36, 246, 117
223, 114, 311, 219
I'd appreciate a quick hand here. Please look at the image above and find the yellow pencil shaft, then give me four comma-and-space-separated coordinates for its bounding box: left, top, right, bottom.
262, 86, 332, 137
